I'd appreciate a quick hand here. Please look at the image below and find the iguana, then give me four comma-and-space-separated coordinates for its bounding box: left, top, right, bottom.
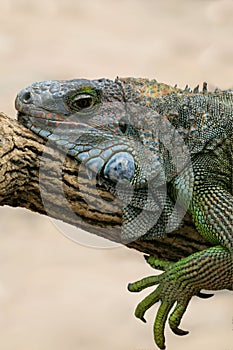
15, 77, 232, 349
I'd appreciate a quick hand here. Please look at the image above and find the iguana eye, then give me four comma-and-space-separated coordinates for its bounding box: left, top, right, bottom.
67, 88, 101, 112
71, 94, 94, 111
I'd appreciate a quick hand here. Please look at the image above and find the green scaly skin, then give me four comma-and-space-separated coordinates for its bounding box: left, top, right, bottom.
15, 77, 233, 349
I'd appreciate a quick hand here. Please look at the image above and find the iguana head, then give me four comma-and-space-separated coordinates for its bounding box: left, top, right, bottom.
14, 77, 195, 242
15, 77, 178, 187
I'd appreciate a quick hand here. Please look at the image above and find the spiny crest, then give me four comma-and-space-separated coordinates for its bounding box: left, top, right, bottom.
180, 82, 209, 94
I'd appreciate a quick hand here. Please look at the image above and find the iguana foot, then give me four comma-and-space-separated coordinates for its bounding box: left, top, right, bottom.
128, 257, 193, 349
128, 246, 232, 350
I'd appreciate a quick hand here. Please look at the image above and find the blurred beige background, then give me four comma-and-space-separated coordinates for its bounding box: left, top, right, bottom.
0, 1, 232, 349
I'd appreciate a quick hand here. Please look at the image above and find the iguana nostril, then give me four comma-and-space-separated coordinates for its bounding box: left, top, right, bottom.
22, 91, 32, 104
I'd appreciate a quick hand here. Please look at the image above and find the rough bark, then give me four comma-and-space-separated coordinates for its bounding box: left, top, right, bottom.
0, 112, 211, 261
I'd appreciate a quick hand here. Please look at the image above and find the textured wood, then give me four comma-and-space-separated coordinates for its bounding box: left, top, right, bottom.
0, 112, 211, 261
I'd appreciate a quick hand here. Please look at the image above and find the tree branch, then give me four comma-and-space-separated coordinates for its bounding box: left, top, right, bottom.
0, 112, 211, 261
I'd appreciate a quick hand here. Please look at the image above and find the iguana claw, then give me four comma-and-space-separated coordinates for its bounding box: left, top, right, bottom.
128, 257, 195, 349
196, 291, 214, 299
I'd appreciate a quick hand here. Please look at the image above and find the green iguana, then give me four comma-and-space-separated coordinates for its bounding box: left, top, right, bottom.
15, 77, 232, 349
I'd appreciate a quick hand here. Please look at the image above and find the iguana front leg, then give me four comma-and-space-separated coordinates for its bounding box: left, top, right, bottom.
128, 177, 233, 349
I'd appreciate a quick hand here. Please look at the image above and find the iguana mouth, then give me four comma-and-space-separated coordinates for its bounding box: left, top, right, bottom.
17, 111, 37, 129
17, 111, 84, 129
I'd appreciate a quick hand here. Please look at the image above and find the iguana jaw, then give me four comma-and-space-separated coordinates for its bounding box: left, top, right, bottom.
17, 111, 88, 129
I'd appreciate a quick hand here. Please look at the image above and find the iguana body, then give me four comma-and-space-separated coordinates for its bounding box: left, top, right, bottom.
15, 77, 233, 349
